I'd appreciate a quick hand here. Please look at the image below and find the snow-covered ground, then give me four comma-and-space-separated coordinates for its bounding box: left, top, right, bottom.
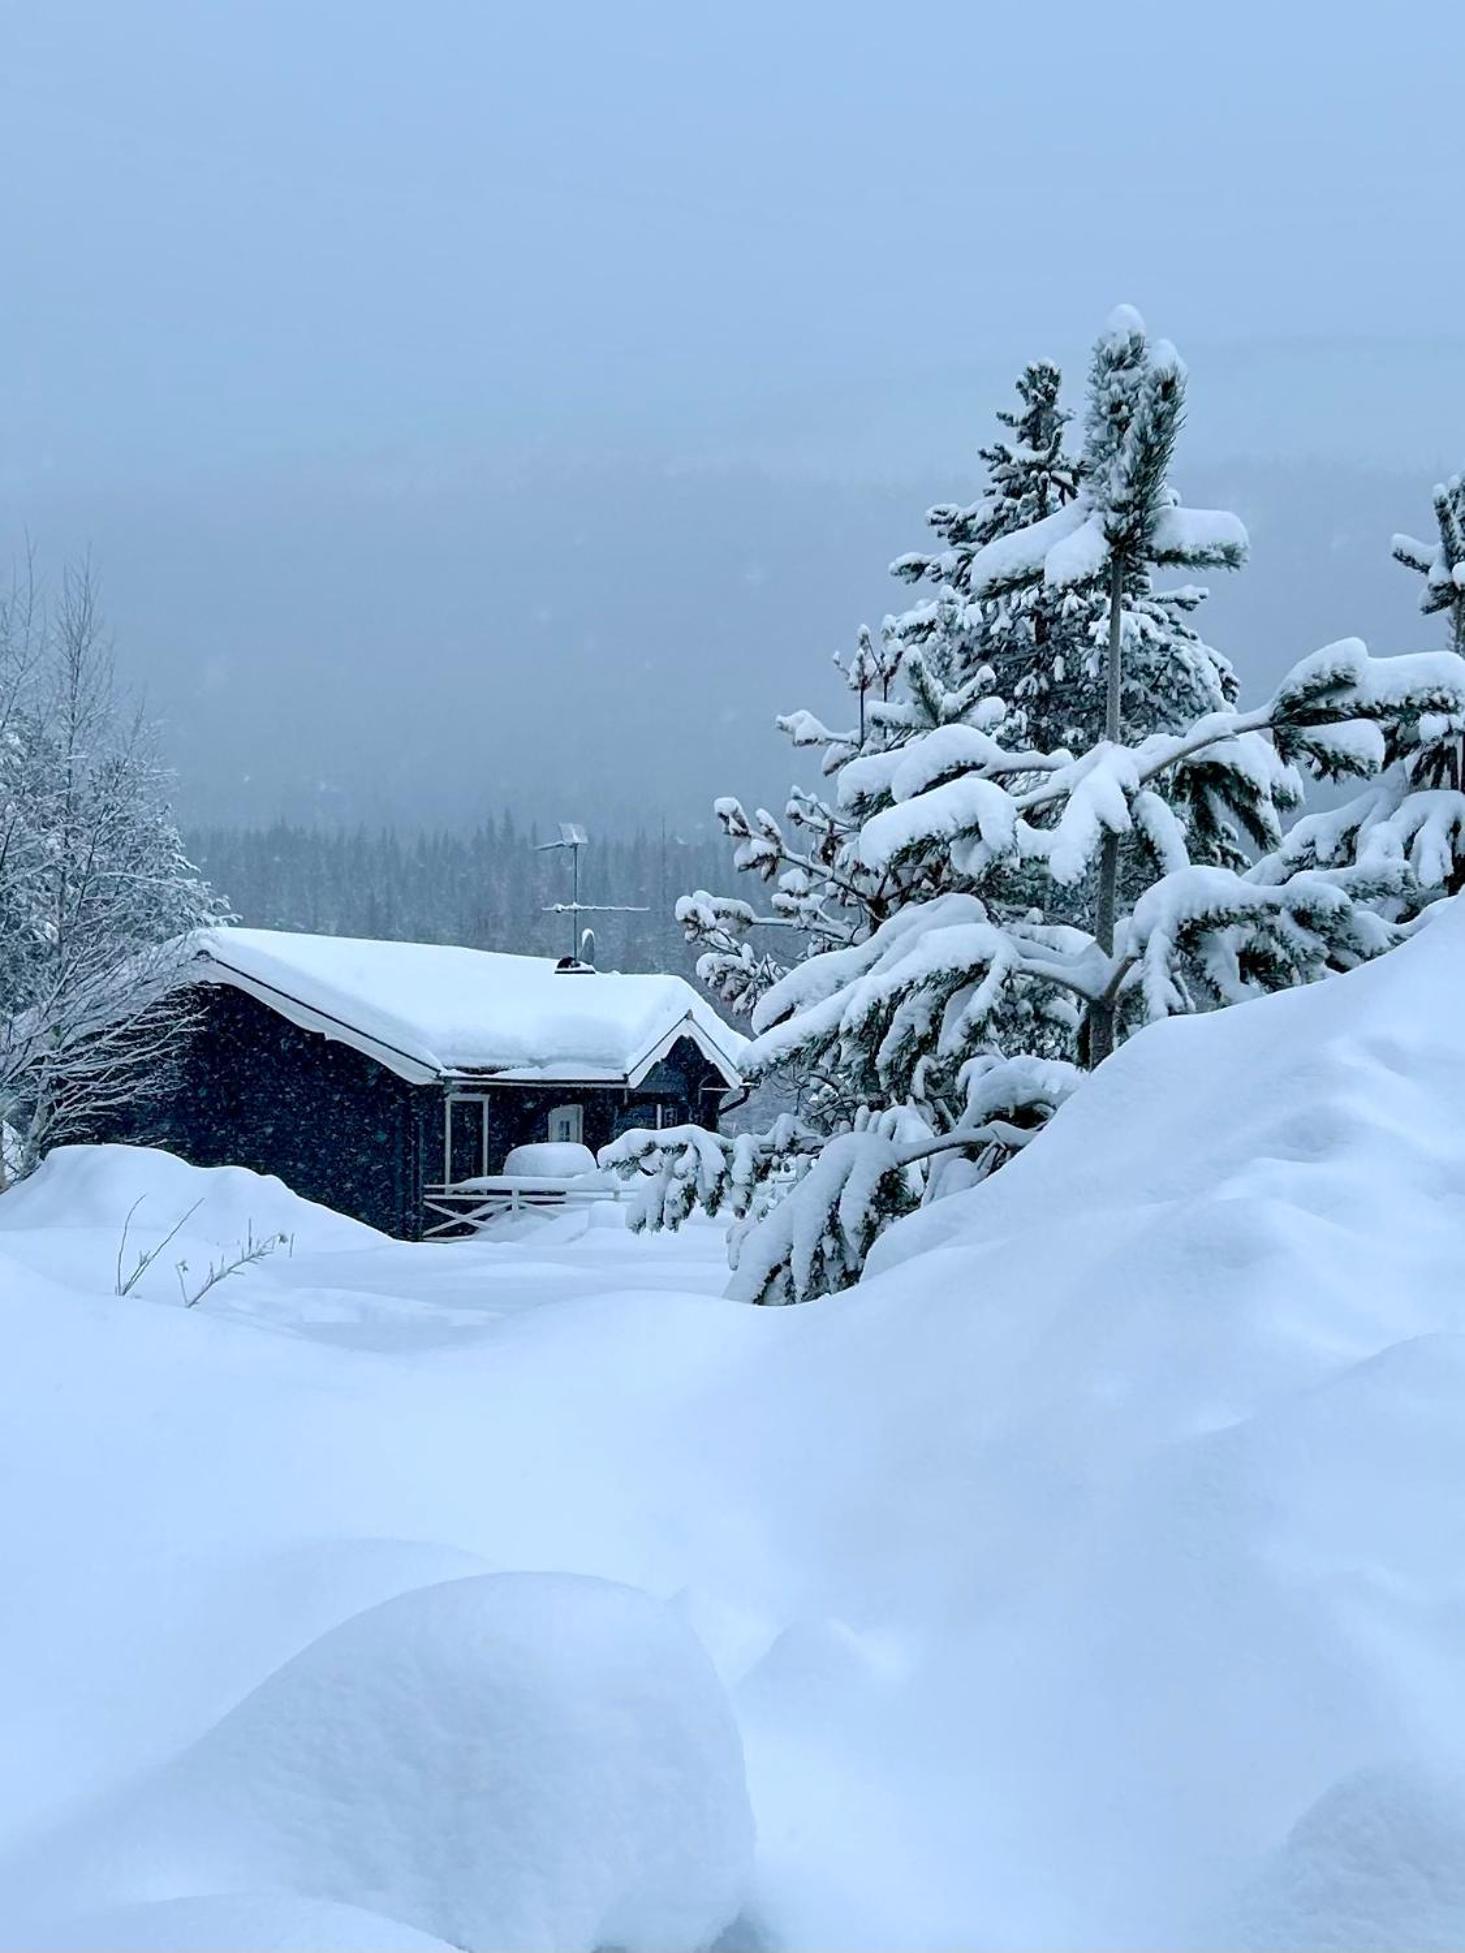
7, 900, 1465, 1948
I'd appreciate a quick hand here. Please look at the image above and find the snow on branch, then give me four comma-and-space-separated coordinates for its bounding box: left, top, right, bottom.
857, 775, 1018, 876
599, 1117, 824, 1240
1032, 745, 1142, 886
1126, 866, 1401, 1021
1148, 505, 1250, 570
1270, 637, 1465, 728
725, 1057, 1081, 1306
726, 1130, 915, 1306
966, 502, 1089, 600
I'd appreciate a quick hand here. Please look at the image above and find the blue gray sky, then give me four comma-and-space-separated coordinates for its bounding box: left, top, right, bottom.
3, 0, 1463, 828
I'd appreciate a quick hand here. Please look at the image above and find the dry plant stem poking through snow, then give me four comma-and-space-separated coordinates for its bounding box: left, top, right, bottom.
111, 1197, 290, 1306
114, 1197, 202, 1296
175, 1224, 292, 1308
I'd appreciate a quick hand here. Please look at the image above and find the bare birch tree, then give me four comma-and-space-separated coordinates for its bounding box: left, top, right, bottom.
0, 562, 225, 1182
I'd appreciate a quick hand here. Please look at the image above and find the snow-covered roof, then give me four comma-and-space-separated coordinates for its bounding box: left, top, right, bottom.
187, 929, 745, 1089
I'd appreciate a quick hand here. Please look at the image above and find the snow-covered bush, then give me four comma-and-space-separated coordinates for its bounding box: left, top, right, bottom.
603, 311, 1465, 1304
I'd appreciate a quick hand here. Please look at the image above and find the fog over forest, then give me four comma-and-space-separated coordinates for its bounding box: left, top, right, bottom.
4, 2, 1462, 844
6, 440, 1459, 837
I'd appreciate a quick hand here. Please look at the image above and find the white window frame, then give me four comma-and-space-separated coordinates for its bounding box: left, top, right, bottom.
546, 1103, 584, 1145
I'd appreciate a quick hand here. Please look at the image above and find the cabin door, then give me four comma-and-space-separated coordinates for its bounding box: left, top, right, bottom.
445, 1095, 489, 1184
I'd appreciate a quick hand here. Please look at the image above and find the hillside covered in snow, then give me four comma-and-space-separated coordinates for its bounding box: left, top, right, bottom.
4, 898, 1465, 1949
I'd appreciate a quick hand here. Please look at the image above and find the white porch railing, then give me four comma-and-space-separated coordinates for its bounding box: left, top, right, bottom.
421, 1175, 624, 1241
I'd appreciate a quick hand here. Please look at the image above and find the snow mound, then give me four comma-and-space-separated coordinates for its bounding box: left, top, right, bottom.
501, 1140, 600, 1178
710, 896, 1465, 1946
1222, 1766, 1465, 1951
736, 1617, 901, 1717
16, 907, 1465, 1947
0, 1144, 381, 1253
53, 1572, 753, 1953
17, 1893, 456, 1952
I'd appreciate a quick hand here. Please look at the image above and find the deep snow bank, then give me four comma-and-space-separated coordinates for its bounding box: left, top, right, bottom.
715, 896, 1465, 1948
25, 1574, 752, 1953
6, 903, 1465, 1949
0, 1143, 380, 1287
21, 1894, 456, 1953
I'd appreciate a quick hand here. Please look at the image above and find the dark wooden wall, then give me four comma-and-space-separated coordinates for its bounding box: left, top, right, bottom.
86, 984, 429, 1237
81, 1005, 732, 1242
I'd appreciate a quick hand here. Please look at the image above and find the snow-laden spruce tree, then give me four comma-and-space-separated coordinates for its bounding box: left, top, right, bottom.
886, 352, 1241, 764
0, 563, 226, 1181
962, 306, 1258, 1062
1250, 471, 1465, 902
604, 311, 1465, 1303
669, 326, 1252, 1081
1395, 475, 1465, 663
885, 360, 1086, 752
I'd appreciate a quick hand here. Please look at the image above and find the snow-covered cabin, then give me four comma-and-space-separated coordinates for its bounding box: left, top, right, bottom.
87, 929, 745, 1238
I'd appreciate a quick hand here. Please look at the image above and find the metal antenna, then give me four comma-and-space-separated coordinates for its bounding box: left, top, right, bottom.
536, 822, 647, 964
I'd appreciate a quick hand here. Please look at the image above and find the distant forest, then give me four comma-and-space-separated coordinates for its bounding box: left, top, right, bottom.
188, 817, 737, 985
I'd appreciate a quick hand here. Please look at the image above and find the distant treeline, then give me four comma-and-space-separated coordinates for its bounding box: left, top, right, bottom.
188, 816, 736, 983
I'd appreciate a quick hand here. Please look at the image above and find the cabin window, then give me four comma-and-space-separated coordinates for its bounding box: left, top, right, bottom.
546, 1103, 583, 1145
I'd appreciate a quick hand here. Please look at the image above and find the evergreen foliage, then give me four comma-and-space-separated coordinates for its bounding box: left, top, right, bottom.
1394, 475, 1465, 658
1253, 472, 1465, 895
603, 310, 1465, 1305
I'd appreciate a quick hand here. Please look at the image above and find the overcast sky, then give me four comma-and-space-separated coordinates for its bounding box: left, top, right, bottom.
3, 0, 1463, 831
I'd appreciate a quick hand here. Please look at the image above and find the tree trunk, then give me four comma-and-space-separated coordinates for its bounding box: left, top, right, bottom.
1088, 552, 1125, 1067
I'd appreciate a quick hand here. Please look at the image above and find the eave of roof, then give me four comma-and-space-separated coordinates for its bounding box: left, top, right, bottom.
192, 946, 743, 1092
195, 950, 444, 1084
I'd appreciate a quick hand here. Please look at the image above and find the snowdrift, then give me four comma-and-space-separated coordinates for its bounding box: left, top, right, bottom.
6, 901, 1465, 1948
20, 1895, 457, 1953
713, 895, 1465, 1948
0, 1143, 380, 1273
24, 1574, 753, 1953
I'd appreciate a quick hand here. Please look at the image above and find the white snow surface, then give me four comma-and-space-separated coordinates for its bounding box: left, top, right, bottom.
188, 926, 746, 1082
8, 899, 1465, 1945
20, 1573, 752, 1953
0, 1141, 382, 1253
16, 1894, 457, 1953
